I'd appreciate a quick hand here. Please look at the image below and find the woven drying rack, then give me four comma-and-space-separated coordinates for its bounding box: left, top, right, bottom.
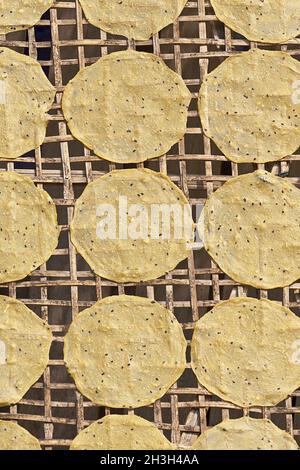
0, 0, 299, 450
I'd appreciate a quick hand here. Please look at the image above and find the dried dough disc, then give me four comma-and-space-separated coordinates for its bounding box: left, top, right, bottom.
191, 297, 300, 407
0, 295, 52, 406
71, 168, 193, 283
0, 172, 59, 283
79, 0, 187, 40
71, 415, 174, 450
192, 417, 298, 450
201, 170, 300, 289
64, 295, 186, 408
0, 47, 55, 159
62, 50, 191, 164
211, 0, 300, 44
199, 49, 300, 163
0, 420, 41, 450
0, 0, 53, 34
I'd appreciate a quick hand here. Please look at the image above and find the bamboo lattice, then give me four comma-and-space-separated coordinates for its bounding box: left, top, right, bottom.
0, 0, 299, 450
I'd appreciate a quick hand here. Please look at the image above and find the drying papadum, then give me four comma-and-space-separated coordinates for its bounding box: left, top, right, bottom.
200, 170, 300, 289
211, 0, 300, 44
0, 47, 55, 159
0, 172, 59, 283
79, 0, 187, 40
64, 295, 186, 408
0, 295, 52, 406
71, 168, 193, 283
191, 297, 300, 407
0, 420, 41, 450
199, 49, 300, 163
0, 0, 53, 34
62, 50, 191, 164
71, 414, 175, 450
191, 417, 298, 450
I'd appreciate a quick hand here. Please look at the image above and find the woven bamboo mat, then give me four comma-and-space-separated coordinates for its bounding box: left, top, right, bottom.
0, 0, 300, 450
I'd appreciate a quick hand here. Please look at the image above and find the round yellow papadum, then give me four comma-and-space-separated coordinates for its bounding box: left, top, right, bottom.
0, 0, 53, 34
211, 0, 300, 44
201, 170, 300, 289
191, 417, 298, 450
64, 295, 187, 408
0, 172, 59, 283
71, 168, 193, 283
191, 297, 300, 408
71, 415, 175, 450
0, 420, 41, 450
0, 295, 52, 406
79, 0, 187, 40
62, 50, 191, 164
199, 49, 300, 163
0, 47, 55, 160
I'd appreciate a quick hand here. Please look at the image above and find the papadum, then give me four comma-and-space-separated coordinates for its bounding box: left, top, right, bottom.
211, 0, 300, 44
64, 295, 186, 408
0, 0, 53, 34
191, 417, 298, 450
71, 168, 193, 283
79, 0, 187, 40
199, 49, 300, 163
0, 172, 59, 283
0, 295, 52, 406
0, 47, 55, 159
0, 420, 41, 450
62, 50, 191, 164
71, 414, 174, 450
200, 170, 300, 289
